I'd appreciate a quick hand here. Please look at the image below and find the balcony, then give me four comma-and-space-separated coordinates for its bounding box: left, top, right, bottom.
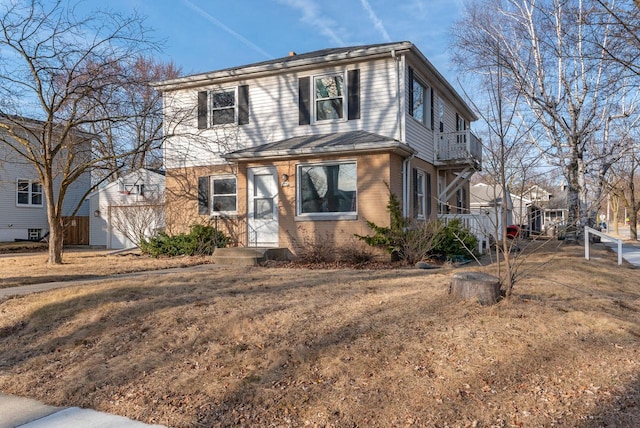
436, 130, 482, 169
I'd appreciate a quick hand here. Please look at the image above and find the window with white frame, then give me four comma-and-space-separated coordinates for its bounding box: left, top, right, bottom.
298, 162, 356, 215
210, 89, 236, 125
198, 175, 237, 215
314, 73, 345, 121
414, 170, 426, 219
17, 179, 43, 207
198, 86, 249, 129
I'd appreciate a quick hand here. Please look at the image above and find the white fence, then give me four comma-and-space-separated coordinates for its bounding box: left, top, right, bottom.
584, 226, 622, 266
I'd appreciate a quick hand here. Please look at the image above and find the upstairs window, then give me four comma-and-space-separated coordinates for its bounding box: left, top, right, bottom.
17, 179, 43, 207
198, 85, 249, 129
299, 70, 359, 125
409, 67, 432, 128
211, 90, 236, 125
315, 74, 345, 121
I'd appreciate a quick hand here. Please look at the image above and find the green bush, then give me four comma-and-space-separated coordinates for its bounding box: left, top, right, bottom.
431, 219, 478, 261
140, 224, 229, 257
356, 190, 440, 264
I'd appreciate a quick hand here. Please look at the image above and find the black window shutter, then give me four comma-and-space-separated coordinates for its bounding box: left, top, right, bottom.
456, 112, 460, 131
197, 91, 208, 129
348, 69, 360, 120
427, 173, 432, 216
412, 168, 419, 218
238, 85, 249, 125
430, 88, 434, 130
408, 67, 414, 117
298, 77, 311, 125
197, 176, 209, 215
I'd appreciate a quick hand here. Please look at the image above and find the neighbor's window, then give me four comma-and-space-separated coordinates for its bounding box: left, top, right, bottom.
17, 179, 43, 207
210, 89, 236, 125
298, 162, 356, 215
314, 73, 345, 121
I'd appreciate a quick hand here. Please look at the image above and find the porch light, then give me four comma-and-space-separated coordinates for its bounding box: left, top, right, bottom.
281, 174, 290, 187
94, 210, 101, 217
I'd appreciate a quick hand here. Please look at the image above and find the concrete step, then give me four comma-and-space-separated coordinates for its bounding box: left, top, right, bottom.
212, 247, 288, 266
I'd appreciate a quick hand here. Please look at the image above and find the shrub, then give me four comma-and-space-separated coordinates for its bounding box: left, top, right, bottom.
356, 190, 441, 264
295, 232, 336, 264
337, 239, 375, 264
431, 219, 478, 261
140, 224, 229, 257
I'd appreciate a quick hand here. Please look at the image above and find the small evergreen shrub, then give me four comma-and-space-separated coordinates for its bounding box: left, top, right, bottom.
431, 219, 478, 261
140, 224, 229, 257
356, 190, 440, 264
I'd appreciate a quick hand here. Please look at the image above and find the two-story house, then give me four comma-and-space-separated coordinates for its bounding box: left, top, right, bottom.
153, 41, 481, 255
0, 117, 91, 243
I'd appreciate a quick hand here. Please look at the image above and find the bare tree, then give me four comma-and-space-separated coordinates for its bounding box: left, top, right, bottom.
453, 0, 629, 241
90, 57, 181, 183
608, 141, 640, 237
0, 0, 156, 263
595, 0, 640, 76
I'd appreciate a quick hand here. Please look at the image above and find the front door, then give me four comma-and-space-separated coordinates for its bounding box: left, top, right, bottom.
247, 167, 279, 247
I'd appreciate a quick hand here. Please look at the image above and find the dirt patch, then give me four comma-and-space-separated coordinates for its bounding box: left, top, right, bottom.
0, 241, 638, 427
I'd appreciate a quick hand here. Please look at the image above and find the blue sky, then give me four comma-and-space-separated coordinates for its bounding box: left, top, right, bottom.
103, 0, 466, 84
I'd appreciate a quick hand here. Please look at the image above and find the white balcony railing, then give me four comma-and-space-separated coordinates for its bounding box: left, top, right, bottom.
437, 130, 482, 168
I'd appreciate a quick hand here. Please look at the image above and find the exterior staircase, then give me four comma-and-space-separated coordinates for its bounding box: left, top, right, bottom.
211, 247, 289, 266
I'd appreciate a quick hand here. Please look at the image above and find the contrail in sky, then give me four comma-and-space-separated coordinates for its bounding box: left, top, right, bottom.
360, 0, 391, 42
181, 0, 273, 59
276, 0, 346, 46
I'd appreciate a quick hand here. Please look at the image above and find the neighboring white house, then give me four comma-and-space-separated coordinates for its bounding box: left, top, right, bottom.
469, 182, 514, 240
86, 168, 165, 249
0, 120, 90, 242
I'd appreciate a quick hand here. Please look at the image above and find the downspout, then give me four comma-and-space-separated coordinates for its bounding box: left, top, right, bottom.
392, 48, 411, 218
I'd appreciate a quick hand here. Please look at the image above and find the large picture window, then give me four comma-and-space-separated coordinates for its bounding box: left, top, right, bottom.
314, 73, 345, 121
298, 162, 356, 215
17, 179, 43, 207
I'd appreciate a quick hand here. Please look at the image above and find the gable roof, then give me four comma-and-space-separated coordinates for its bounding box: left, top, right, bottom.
470, 183, 514, 209
85, 168, 165, 199
223, 130, 415, 161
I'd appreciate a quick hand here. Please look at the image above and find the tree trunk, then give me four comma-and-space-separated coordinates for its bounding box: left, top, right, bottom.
48, 220, 64, 264
449, 272, 501, 305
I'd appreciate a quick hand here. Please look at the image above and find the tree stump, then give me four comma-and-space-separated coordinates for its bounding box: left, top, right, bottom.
449, 272, 501, 305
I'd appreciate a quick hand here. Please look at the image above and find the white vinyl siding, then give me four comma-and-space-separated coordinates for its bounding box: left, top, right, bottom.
87, 169, 165, 249
163, 58, 401, 169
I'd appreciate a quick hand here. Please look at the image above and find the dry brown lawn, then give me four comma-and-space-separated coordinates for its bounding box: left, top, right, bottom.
0, 249, 211, 288
0, 240, 638, 427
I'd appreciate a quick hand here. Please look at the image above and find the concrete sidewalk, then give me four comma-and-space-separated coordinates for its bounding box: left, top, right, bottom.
0, 393, 164, 428
593, 225, 640, 267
